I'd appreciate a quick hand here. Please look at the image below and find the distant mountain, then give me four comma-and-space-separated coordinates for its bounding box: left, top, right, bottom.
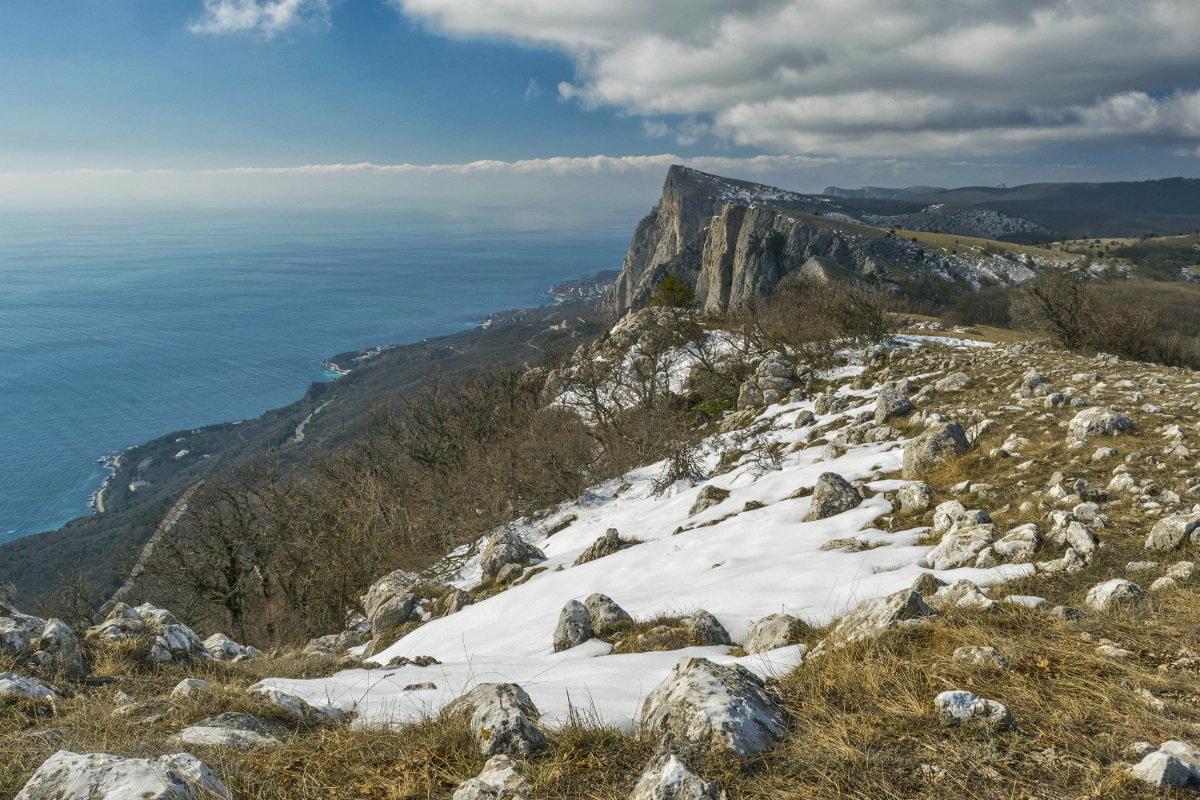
823, 185, 948, 200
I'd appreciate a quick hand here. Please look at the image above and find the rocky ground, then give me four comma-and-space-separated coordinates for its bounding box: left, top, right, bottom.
4, 314, 1200, 799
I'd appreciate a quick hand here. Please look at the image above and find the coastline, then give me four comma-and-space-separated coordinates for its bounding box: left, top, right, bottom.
79, 270, 619, 524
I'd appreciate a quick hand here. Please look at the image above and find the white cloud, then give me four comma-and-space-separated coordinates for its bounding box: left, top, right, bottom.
389, 0, 1200, 157
190, 0, 333, 37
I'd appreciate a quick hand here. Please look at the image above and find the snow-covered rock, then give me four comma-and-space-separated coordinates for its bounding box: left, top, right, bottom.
13, 751, 231, 800
638, 657, 787, 759
447, 683, 548, 756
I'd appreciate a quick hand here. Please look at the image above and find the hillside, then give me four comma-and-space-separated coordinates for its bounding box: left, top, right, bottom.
6, 310, 1200, 798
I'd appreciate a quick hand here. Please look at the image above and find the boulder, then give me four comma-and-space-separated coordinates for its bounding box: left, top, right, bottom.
630, 754, 726, 800
480, 530, 546, 581
934, 372, 970, 392
574, 528, 624, 566
818, 589, 935, 649
806, 473, 862, 521
447, 683, 548, 756
1084, 579, 1145, 612
895, 483, 934, 515
741, 614, 809, 654
902, 423, 969, 479
0, 607, 88, 678
252, 687, 347, 725
1130, 740, 1200, 788
13, 751, 232, 800
638, 657, 787, 759
689, 486, 730, 516
553, 600, 595, 652
874, 385, 914, 425
169, 679, 211, 699
682, 610, 732, 647
1145, 514, 1200, 551
0, 673, 62, 702
932, 580, 995, 611
584, 593, 632, 637
989, 524, 1041, 564
951, 645, 1010, 670
934, 690, 1014, 730
304, 630, 362, 656
452, 755, 531, 800
925, 525, 996, 570
1067, 407, 1133, 441
203, 633, 260, 662
171, 725, 280, 750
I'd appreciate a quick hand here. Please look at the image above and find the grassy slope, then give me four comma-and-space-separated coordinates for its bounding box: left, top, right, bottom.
6, 328, 1200, 798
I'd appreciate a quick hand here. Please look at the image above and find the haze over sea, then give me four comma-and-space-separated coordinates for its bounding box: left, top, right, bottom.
0, 209, 630, 545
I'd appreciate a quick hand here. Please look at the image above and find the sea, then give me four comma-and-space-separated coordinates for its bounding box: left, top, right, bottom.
0, 208, 633, 545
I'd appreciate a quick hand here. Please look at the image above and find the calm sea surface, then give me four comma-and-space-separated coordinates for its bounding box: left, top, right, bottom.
0, 209, 631, 544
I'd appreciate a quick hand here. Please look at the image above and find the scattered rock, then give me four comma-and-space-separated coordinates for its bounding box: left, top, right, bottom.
169, 678, 211, 699
453, 755, 531, 800
252, 687, 347, 726
1067, 407, 1133, 441
480, 530, 547, 581
806, 473, 863, 521
584, 593, 633, 638
574, 528, 624, 565
86, 603, 212, 666
741, 614, 809, 654
638, 657, 787, 759
874, 385, 914, 425
951, 646, 1010, 670
934, 690, 1015, 730
1084, 579, 1145, 612
1129, 740, 1200, 788
202, 633, 260, 662
447, 683, 548, 756
932, 580, 995, 611
689, 486, 730, 516
0, 673, 62, 702
1046, 605, 1085, 622
172, 724, 281, 750
903, 423, 969, 479
13, 751, 232, 800
630, 754, 726, 800
553, 600, 594, 652
682, 610, 732, 647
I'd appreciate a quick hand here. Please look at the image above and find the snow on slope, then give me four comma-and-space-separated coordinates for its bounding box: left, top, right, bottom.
259, 340, 1027, 732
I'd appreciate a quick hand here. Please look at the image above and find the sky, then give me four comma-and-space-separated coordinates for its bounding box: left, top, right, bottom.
2, 0, 1199, 213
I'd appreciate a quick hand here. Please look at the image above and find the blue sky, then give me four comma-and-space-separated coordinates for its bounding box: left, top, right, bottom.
2, 0, 1199, 210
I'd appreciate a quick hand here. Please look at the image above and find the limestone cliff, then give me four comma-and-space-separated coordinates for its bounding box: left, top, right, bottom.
608, 166, 1071, 314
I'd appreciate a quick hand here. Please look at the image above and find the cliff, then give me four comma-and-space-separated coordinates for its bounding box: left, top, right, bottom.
608, 166, 1075, 315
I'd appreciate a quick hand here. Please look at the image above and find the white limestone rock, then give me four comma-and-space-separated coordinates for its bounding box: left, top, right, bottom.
447, 683, 548, 757
741, 614, 809, 654
0, 673, 62, 702
629, 754, 726, 800
934, 690, 1014, 730
252, 687, 347, 726
638, 657, 787, 760
13, 751, 231, 800
1084, 579, 1145, 612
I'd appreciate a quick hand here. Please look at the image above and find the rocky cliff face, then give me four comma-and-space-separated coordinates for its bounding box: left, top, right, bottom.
608, 166, 1063, 315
